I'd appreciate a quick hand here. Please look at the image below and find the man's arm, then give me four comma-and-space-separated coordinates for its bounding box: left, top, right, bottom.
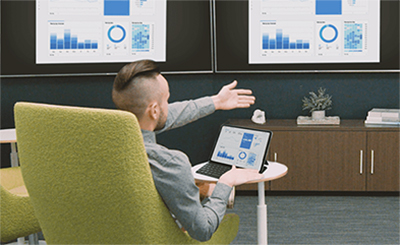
157, 97, 215, 134
147, 147, 232, 242
157, 80, 255, 134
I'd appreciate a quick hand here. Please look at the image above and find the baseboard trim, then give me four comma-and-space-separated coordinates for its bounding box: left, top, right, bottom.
236, 190, 400, 197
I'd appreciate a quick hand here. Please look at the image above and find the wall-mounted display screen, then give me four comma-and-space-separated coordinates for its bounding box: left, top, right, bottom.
215, 0, 399, 72
1, 0, 213, 77
36, 0, 167, 64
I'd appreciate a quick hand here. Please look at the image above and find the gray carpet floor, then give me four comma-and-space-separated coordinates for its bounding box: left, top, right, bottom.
226, 195, 400, 245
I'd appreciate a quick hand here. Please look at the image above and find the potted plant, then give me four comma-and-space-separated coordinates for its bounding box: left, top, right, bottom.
302, 87, 332, 120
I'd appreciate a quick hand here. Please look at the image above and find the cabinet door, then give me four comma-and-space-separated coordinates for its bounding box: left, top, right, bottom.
318, 132, 366, 191
367, 132, 400, 191
269, 131, 319, 191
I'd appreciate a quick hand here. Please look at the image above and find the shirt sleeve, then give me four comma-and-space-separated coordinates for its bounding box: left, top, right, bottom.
156, 96, 215, 134
147, 147, 232, 242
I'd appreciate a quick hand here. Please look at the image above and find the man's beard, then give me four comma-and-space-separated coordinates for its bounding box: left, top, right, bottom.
154, 109, 166, 131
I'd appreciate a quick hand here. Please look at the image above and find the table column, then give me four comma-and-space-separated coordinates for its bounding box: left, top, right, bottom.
257, 181, 267, 245
10, 142, 19, 167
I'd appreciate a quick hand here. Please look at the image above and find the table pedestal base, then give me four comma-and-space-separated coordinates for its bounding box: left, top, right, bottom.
191, 161, 288, 245
257, 182, 267, 245
11, 142, 19, 167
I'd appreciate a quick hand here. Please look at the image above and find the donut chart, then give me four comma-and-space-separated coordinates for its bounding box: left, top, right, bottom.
319, 24, 338, 43
107, 25, 126, 43
238, 151, 247, 160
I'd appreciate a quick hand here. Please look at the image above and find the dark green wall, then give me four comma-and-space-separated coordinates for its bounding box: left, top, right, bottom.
1, 72, 399, 167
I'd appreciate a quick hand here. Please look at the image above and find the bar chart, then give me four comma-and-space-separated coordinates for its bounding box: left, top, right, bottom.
50, 29, 98, 50
259, 20, 313, 53
262, 29, 310, 50
217, 151, 235, 161
48, 21, 101, 57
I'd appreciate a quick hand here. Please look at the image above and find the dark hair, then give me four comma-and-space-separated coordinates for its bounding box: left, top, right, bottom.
113, 60, 160, 91
112, 60, 162, 118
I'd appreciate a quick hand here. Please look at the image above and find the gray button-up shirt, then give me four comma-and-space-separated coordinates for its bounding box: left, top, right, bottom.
141, 97, 233, 242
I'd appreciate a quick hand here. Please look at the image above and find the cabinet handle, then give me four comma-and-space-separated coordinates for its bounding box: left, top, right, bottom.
371, 150, 374, 175
274, 152, 277, 162
359, 150, 363, 174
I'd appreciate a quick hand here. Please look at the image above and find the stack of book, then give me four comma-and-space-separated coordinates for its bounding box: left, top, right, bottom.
364, 108, 400, 125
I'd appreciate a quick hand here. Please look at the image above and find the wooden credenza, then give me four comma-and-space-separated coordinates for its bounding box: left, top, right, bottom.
227, 119, 400, 192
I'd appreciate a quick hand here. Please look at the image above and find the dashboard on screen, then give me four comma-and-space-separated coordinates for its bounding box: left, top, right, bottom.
215, 0, 399, 72
249, 0, 379, 64
36, 0, 167, 64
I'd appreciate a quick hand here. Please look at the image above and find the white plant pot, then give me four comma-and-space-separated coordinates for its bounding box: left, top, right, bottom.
312, 110, 325, 120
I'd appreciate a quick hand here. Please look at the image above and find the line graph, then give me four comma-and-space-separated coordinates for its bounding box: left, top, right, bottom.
261, 0, 313, 15
49, 0, 101, 16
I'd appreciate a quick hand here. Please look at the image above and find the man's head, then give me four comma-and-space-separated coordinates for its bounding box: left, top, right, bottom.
112, 60, 170, 131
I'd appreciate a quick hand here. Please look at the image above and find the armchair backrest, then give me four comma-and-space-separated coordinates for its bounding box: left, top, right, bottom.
14, 102, 194, 244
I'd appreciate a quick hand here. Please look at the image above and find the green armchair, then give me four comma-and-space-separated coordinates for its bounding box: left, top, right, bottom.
0, 166, 41, 243
14, 102, 239, 244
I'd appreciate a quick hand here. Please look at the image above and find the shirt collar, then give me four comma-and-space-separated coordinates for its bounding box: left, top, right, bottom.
141, 129, 156, 144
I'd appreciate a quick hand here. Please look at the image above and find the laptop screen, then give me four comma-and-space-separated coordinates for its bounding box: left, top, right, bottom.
210, 125, 272, 170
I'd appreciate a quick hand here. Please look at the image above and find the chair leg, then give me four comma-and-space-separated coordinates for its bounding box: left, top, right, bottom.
17, 237, 25, 245
28, 233, 39, 245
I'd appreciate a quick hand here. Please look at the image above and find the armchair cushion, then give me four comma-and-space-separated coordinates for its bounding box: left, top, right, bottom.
0, 167, 41, 243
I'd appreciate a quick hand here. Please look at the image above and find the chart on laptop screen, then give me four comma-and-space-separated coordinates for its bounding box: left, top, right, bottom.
211, 126, 271, 170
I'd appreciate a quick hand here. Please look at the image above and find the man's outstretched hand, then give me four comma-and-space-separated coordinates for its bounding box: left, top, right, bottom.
218, 165, 264, 187
212, 80, 256, 110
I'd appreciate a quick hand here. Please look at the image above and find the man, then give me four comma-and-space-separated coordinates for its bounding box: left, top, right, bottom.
112, 60, 263, 241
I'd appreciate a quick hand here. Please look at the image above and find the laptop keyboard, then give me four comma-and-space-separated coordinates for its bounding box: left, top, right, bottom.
196, 162, 232, 179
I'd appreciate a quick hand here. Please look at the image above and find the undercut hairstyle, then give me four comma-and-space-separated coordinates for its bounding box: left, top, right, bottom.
112, 60, 161, 119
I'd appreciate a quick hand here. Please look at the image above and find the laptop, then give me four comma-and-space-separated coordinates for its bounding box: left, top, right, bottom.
195, 125, 273, 179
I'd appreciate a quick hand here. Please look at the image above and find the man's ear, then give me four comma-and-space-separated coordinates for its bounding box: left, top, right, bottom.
148, 101, 159, 120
